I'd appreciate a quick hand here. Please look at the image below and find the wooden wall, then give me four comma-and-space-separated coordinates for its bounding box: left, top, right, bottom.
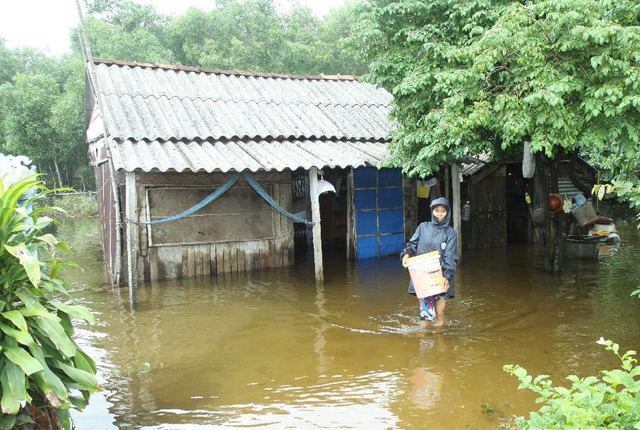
93, 158, 120, 286
130, 171, 294, 281
470, 166, 507, 249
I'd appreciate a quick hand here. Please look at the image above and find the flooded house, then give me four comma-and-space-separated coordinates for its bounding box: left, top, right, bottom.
85, 59, 417, 300
456, 153, 598, 251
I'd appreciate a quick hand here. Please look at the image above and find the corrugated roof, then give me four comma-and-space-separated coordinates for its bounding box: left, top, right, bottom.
108, 139, 391, 173
461, 153, 491, 176
92, 60, 393, 143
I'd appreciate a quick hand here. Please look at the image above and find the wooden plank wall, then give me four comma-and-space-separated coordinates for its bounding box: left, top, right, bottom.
136, 171, 294, 281
94, 159, 119, 286
402, 176, 418, 243
471, 166, 507, 249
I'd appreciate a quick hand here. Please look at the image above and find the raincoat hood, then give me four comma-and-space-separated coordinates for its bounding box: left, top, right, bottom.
430, 197, 451, 227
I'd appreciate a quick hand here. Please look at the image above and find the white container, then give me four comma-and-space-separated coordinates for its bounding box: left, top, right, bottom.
405, 251, 447, 298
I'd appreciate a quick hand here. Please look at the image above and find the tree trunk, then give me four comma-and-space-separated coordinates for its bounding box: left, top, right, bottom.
53, 156, 63, 189
535, 154, 569, 274
534, 154, 553, 272
552, 212, 569, 273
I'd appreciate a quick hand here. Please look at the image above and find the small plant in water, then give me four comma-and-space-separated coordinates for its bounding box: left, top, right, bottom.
481, 402, 496, 416
504, 338, 640, 429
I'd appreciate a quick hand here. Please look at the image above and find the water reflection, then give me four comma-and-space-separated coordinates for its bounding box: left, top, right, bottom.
62, 219, 640, 429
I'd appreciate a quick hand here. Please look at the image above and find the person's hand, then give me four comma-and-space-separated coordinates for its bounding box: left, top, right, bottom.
443, 277, 450, 291
402, 254, 409, 267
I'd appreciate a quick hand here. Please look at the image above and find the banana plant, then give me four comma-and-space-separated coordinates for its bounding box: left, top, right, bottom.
0, 174, 98, 430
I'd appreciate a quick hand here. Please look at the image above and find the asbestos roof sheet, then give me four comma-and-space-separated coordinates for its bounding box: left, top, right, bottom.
108, 139, 391, 173
461, 153, 492, 176
92, 60, 393, 142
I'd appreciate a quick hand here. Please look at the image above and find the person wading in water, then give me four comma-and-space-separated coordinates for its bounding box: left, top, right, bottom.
401, 197, 459, 327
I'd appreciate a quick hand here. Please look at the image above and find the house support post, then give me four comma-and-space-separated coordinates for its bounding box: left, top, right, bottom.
345, 169, 353, 258
125, 172, 138, 305
451, 162, 462, 257
309, 167, 324, 282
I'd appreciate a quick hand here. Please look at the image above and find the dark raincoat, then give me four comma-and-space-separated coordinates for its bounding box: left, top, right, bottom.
400, 197, 459, 297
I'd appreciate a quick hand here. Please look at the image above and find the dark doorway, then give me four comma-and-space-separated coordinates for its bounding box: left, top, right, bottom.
505, 163, 532, 243
319, 169, 348, 255
292, 169, 310, 259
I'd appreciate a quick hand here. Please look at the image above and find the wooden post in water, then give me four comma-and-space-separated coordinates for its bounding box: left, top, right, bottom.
125, 172, 138, 305
309, 167, 324, 282
345, 169, 353, 258
451, 162, 462, 257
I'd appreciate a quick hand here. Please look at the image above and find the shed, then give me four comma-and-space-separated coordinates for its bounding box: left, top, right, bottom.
458, 155, 598, 250
85, 60, 410, 300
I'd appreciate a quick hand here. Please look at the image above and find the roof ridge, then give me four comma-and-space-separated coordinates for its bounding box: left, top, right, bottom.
93, 59, 359, 82
102, 92, 389, 108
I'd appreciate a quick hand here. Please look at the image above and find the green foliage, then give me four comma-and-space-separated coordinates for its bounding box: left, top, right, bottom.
47, 194, 99, 219
610, 179, 640, 228
0, 55, 92, 190
353, 0, 640, 177
83, 15, 176, 64
0, 175, 98, 429
0, 40, 21, 85
77, 0, 367, 75
504, 339, 640, 429
3, 0, 366, 193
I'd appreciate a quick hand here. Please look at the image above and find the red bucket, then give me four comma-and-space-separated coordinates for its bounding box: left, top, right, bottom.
405, 251, 447, 298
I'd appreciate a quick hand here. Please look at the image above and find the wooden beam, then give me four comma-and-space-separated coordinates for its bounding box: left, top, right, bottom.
125, 172, 138, 305
346, 168, 353, 258
309, 167, 324, 282
451, 162, 462, 257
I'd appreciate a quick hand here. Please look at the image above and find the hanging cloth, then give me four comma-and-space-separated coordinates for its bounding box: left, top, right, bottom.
522, 141, 536, 179
242, 172, 311, 224
132, 172, 241, 225
132, 171, 312, 226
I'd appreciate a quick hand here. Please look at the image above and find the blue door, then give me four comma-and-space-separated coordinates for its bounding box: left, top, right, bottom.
354, 167, 405, 259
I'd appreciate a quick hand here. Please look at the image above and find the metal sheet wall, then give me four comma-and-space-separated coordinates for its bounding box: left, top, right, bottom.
353, 167, 405, 259
94, 160, 119, 285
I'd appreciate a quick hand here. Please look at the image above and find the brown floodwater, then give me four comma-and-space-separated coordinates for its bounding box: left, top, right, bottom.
62, 219, 640, 429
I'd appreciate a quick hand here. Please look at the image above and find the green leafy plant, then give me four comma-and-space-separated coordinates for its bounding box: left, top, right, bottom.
611, 180, 640, 229
0, 175, 98, 429
46, 193, 98, 219
504, 339, 640, 429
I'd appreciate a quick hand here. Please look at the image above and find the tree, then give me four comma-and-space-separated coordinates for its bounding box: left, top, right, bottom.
319, 1, 369, 76
0, 73, 63, 187
49, 57, 94, 191
161, 0, 367, 74
71, 0, 175, 64
74, 0, 368, 75
0, 55, 90, 190
169, 0, 287, 72
354, 0, 640, 271
279, 4, 322, 73
0, 39, 21, 85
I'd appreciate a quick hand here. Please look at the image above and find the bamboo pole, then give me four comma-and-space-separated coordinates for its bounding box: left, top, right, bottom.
451, 162, 462, 257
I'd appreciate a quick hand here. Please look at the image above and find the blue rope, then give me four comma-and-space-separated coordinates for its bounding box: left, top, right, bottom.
134, 172, 241, 225
242, 171, 312, 225
131, 171, 312, 226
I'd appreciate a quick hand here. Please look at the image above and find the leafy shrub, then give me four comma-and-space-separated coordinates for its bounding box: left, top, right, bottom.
46, 193, 98, 219
504, 339, 640, 429
0, 175, 98, 429
610, 180, 640, 229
